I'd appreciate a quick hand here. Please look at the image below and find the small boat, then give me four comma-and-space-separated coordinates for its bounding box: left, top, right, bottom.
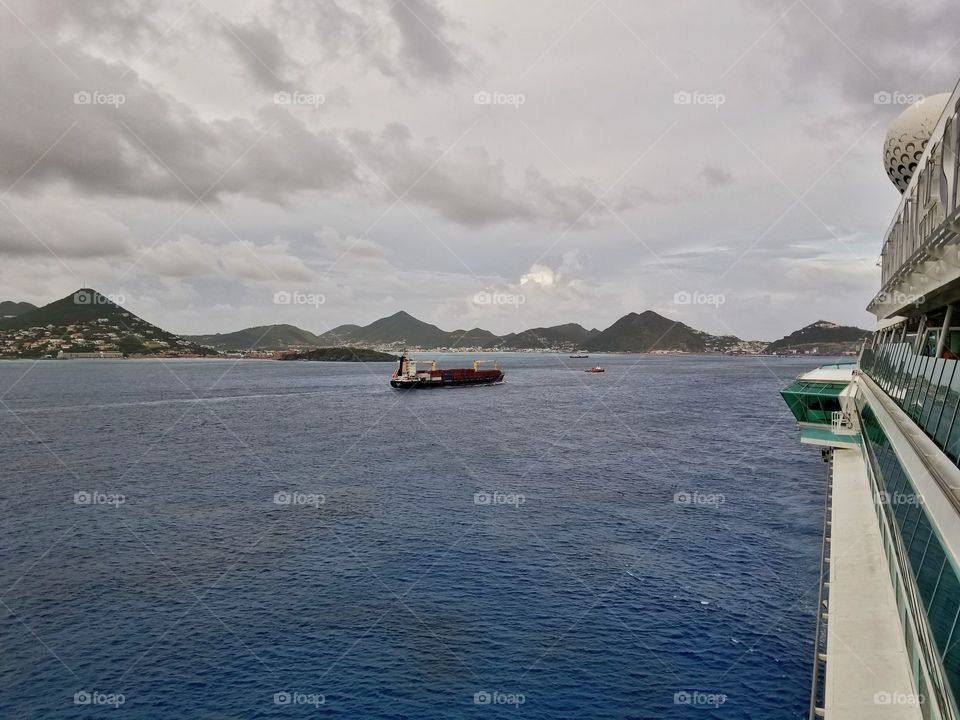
570, 354, 589, 359
585, 365, 605, 373
390, 352, 504, 389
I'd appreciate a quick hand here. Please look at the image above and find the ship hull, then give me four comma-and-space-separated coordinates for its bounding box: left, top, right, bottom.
390, 371, 504, 389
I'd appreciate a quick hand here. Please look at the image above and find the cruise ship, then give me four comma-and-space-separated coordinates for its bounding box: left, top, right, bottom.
782, 86, 960, 718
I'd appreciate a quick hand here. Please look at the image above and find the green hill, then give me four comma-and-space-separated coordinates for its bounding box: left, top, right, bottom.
490, 323, 599, 350
280, 347, 398, 362
764, 320, 869, 355
0, 301, 38, 318
185, 324, 321, 351
315, 324, 362, 344
0, 289, 214, 356
315, 311, 496, 349
584, 311, 713, 352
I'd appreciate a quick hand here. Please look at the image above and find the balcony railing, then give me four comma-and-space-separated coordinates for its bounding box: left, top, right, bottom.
830, 410, 856, 434
874, 85, 960, 306
861, 342, 960, 464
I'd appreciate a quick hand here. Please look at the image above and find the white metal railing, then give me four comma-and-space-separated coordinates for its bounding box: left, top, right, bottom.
831, 410, 856, 434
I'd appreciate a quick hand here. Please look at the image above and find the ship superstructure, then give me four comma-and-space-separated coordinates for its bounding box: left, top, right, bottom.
782, 86, 960, 719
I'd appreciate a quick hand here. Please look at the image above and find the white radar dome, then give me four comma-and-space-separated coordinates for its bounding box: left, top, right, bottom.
883, 92, 951, 192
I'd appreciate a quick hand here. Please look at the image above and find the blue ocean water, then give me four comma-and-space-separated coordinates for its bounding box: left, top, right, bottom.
0, 354, 830, 719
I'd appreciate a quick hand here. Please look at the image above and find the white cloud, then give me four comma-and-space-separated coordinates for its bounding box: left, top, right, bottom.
519, 264, 557, 288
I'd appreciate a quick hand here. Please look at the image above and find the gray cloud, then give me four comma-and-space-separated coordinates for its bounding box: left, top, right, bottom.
699, 165, 734, 188
748, 0, 960, 103
0, 1, 614, 227
220, 17, 298, 91
387, 0, 469, 83
349, 123, 617, 226
1, 0, 925, 338
0, 194, 136, 259
0, 17, 361, 203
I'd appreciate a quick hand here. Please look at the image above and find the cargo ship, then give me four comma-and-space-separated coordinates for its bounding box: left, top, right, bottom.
390, 353, 503, 389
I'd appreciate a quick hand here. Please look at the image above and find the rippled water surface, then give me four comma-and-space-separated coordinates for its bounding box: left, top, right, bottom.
1, 354, 832, 718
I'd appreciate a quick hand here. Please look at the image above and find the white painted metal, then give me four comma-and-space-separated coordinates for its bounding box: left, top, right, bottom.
937, 305, 955, 357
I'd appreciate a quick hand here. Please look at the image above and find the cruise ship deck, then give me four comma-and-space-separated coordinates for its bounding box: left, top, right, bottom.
825, 448, 919, 719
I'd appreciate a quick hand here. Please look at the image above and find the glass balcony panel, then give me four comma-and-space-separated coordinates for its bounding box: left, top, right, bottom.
883, 342, 909, 388
919, 359, 950, 432
943, 367, 960, 462
930, 361, 959, 442
905, 356, 933, 419
897, 353, 923, 406
942, 642, 960, 709
908, 513, 933, 570
916, 536, 946, 610
928, 566, 960, 655
897, 502, 921, 541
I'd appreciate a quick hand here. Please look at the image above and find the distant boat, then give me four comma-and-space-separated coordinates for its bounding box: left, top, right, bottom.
585, 365, 605, 373
570, 354, 589, 358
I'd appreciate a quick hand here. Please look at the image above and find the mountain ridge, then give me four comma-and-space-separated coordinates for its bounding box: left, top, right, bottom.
1, 290, 871, 357
313, 308, 767, 353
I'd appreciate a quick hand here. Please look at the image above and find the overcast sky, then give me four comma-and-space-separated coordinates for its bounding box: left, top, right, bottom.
2, 0, 958, 340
